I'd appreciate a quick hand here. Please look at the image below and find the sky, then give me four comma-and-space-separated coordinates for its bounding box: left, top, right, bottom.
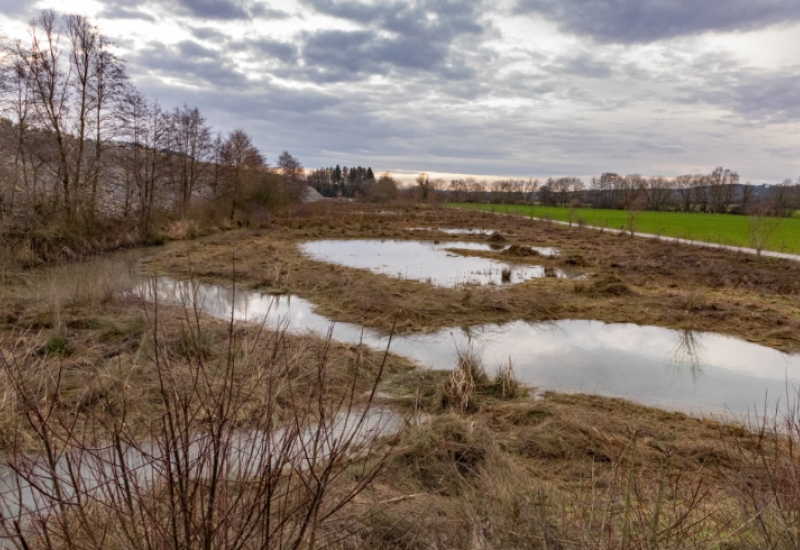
1, 0, 799, 183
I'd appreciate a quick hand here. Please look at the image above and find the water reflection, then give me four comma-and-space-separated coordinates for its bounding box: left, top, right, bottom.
139, 279, 800, 418
300, 239, 566, 287
668, 330, 708, 382
0, 407, 402, 520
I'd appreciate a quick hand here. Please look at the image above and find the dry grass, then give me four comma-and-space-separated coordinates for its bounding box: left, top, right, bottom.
3, 203, 800, 547
369, 371, 800, 549
0, 269, 415, 451
142, 204, 800, 351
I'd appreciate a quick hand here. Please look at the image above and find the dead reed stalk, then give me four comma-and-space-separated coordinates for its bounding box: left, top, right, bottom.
0, 280, 401, 550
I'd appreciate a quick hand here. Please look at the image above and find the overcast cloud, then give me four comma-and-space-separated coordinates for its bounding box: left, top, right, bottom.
1, 0, 799, 182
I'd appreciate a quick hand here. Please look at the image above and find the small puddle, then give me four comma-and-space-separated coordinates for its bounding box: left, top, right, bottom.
0, 406, 402, 520
300, 239, 565, 286
406, 229, 561, 255
140, 279, 800, 419
408, 227, 494, 235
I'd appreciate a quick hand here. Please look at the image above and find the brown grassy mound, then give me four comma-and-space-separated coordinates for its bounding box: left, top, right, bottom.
562, 254, 587, 267
489, 231, 507, 243
501, 244, 540, 257
588, 274, 631, 296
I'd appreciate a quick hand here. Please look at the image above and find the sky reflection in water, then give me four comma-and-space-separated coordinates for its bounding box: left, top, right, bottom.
300, 239, 564, 286
141, 279, 800, 418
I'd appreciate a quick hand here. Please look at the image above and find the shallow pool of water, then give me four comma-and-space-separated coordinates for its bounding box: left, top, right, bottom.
300, 239, 564, 286
406, 229, 561, 255
0, 406, 402, 520
140, 279, 800, 418
408, 227, 494, 235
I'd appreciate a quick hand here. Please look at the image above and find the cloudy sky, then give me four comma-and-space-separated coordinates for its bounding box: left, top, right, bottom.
1, 0, 799, 182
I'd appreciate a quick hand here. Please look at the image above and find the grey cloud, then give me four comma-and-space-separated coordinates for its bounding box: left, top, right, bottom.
683, 68, 800, 123
249, 3, 291, 19
81, 0, 157, 21
0, 0, 36, 17
304, 0, 484, 40
191, 26, 228, 41
247, 38, 299, 63
131, 40, 247, 87
515, 0, 800, 43
98, 5, 156, 21
552, 52, 614, 79
293, 0, 488, 82
301, 29, 448, 76
172, 0, 249, 19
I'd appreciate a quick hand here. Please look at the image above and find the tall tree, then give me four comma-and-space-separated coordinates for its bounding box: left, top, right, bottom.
119, 90, 169, 237
169, 104, 212, 212
220, 129, 263, 221
277, 150, 304, 201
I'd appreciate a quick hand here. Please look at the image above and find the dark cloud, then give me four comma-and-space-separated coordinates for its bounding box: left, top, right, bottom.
294, 0, 486, 82
190, 26, 228, 41
515, 0, 800, 43
304, 0, 485, 39
173, 0, 250, 19
0, 0, 36, 17
300, 29, 450, 77
681, 66, 800, 123
247, 38, 299, 63
98, 4, 156, 21
97, 0, 282, 21
249, 3, 291, 19
131, 40, 247, 87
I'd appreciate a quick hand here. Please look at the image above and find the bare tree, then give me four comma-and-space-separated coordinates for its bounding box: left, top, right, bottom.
643, 176, 672, 211
119, 91, 170, 237
18, 11, 74, 217
547, 177, 582, 206
467, 178, 486, 202
747, 203, 782, 256
620, 174, 644, 211
674, 175, 694, 212
277, 150, 304, 201
591, 172, 622, 209
169, 104, 212, 212
739, 183, 756, 213
521, 178, 539, 203
707, 166, 739, 213
10, 12, 125, 221
692, 175, 709, 213
415, 172, 434, 201
489, 179, 507, 203
220, 129, 264, 221
768, 179, 795, 217
448, 178, 468, 202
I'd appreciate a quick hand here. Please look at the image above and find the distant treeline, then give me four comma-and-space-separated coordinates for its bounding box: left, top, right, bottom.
0, 11, 306, 263
306, 165, 376, 198
445, 169, 800, 216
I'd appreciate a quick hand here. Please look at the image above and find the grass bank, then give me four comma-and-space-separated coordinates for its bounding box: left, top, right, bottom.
144, 204, 800, 352
451, 203, 800, 253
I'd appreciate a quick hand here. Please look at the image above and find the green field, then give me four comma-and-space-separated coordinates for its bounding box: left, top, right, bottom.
450, 203, 800, 254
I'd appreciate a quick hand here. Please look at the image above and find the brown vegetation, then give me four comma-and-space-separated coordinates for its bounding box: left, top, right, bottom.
3, 205, 800, 547
143, 204, 800, 352
0, 11, 305, 267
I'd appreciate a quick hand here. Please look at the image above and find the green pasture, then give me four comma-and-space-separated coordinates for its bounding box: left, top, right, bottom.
449, 203, 800, 254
